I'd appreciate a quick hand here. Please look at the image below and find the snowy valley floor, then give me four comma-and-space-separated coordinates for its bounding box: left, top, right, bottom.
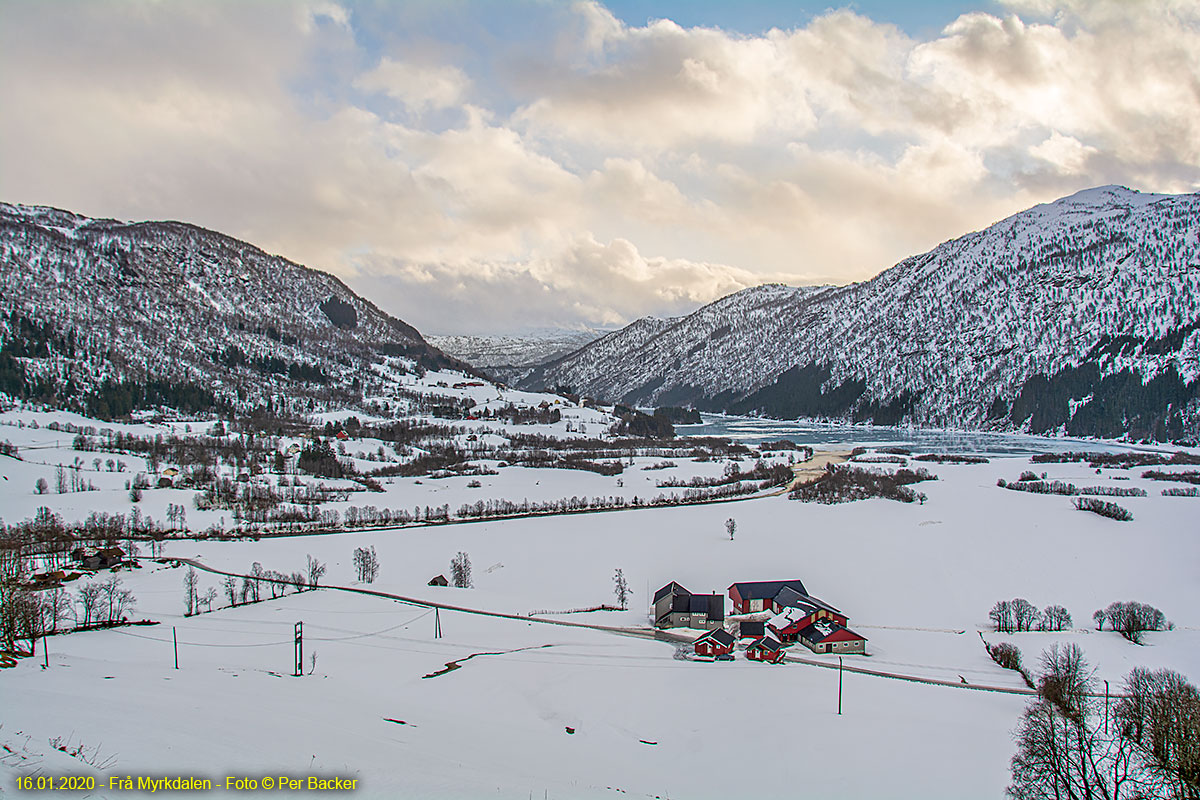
3, 452, 1199, 798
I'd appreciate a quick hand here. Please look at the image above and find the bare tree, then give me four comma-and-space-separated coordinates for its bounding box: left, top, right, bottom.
0, 584, 39, 652
1037, 643, 1093, 721
1013, 598, 1042, 632
353, 546, 380, 583
725, 518, 736, 540
1010, 647, 1199, 800
42, 587, 72, 633
289, 571, 307, 593
306, 555, 326, 588
1098, 601, 1169, 644
249, 562, 264, 602
1041, 605, 1072, 632
183, 567, 198, 616
223, 575, 238, 607
200, 587, 217, 613
76, 582, 102, 628
613, 568, 629, 610
99, 577, 132, 624
35, 477, 48, 495
450, 551, 472, 588
1117, 667, 1200, 797
111, 586, 136, 622
990, 600, 1015, 633
2, 589, 42, 654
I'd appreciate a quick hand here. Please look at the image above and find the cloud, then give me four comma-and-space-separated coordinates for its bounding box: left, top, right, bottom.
354, 58, 471, 111
1, 0, 1198, 335
356, 234, 769, 334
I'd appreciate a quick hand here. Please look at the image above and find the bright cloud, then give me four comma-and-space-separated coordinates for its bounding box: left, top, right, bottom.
355, 58, 471, 111
1, 0, 1197, 334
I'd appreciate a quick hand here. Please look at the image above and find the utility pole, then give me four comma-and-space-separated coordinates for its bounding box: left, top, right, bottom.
294, 622, 303, 676
838, 657, 844, 716
434, 608, 442, 639
42, 624, 48, 669
173, 626, 179, 670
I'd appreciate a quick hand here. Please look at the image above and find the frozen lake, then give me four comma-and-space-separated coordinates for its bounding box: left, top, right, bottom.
682, 414, 1154, 456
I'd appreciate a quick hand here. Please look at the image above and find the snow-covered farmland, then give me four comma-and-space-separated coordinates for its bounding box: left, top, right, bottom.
2, 433, 1197, 798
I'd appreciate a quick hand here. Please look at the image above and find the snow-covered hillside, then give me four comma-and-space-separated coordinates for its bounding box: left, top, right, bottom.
525, 187, 1200, 441
2, 437, 1197, 798
0, 203, 464, 415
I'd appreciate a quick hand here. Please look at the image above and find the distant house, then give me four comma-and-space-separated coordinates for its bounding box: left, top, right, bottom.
796, 619, 868, 655
286, 443, 302, 456
77, 546, 125, 570
653, 582, 724, 630
30, 570, 66, 587
694, 628, 736, 658
427, 574, 449, 587
737, 620, 765, 640
335, 430, 349, 441
728, 579, 808, 614
161, 467, 180, 478
746, 635, 785, 663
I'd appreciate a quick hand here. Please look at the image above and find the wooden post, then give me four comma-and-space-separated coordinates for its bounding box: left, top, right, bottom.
172, 626, 179, 669
294, 622, 303, 676
838, 657, 843, 715
42, 626, 48, 669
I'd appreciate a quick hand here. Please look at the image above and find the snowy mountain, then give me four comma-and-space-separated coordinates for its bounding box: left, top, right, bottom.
428, 327, 611, 384
523, 187, 1200, 441
0, 202, 464, 416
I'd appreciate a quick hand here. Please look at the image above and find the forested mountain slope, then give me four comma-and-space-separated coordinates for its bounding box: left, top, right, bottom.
524, 187, 1200, 441
0, 203, 463, 417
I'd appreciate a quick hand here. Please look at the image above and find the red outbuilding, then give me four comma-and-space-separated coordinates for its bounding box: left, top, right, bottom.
745, 635, 785, 664
694, 628, 736, 658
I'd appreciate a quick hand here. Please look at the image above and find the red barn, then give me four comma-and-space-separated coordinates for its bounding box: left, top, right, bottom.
693, 628, 735, 658
728, 579, 808, 614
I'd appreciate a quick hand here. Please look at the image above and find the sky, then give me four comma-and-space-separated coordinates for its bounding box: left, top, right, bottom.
2, 1, 1199, 336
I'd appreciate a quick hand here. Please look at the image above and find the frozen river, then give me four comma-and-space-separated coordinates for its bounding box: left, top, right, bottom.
682, 414, 1154, 456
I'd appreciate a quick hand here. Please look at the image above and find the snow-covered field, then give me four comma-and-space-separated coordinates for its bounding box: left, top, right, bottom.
3, 421, 1197, 798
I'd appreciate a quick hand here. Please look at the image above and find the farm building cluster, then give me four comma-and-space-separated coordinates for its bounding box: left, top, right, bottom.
654, 579, 867, 663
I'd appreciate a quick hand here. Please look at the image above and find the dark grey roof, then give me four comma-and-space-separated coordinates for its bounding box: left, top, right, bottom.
773, 587, 841, 615
654, 581, 690, 603
729, 579, 808, 601
738, 620, 765, 637
750, 636, 782, 653
696, 628, 735, 648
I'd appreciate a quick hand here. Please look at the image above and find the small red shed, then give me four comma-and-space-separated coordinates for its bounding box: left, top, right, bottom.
694, 628, 736, 658
746, 635, 786, 664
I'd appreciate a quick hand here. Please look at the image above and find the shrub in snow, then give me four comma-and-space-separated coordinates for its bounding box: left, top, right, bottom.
1073, 497, 1133, 521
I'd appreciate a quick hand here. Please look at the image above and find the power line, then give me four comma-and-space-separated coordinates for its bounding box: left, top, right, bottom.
111, 628, 292, 648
